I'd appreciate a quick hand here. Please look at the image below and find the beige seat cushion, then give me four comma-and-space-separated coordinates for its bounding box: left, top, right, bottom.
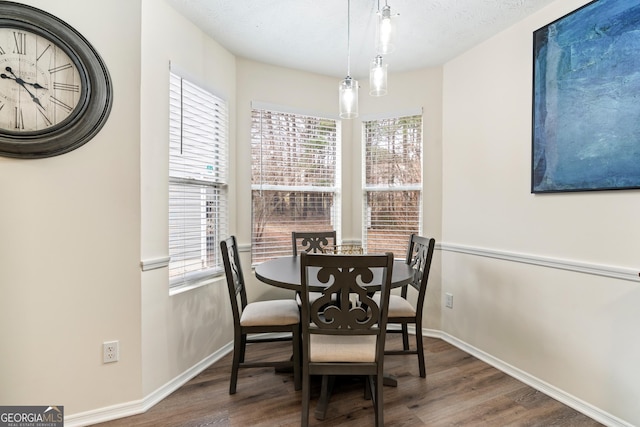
310, 334, 377, 362
240, 299, 300, 326
373, 294, 416, 317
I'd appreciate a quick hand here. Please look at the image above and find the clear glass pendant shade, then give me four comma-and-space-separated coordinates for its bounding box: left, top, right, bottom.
339, 77, 358, 119
376, 5, 395, 54
369, 55, 388, 96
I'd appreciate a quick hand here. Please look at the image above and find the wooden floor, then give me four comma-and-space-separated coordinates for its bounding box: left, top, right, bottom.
94, 335, 602, 426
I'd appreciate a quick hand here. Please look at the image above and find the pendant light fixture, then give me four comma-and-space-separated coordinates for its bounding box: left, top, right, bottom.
339, 0, 358, 119
369, 55, 388, 96
376, 1, 396, 55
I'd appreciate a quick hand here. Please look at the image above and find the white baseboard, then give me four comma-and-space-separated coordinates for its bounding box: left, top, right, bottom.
411, 326, 633, 427
65, 328, 631, 427
64, 342, 233, 427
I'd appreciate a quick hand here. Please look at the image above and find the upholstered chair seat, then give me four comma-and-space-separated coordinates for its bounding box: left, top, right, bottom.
240, 299, 300, 326
221, 236, 301, 394
381, 234, 435, 378
299, 252, 394, 427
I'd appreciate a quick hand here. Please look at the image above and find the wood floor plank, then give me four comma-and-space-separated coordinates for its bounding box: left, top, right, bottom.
93, 336, 602, 427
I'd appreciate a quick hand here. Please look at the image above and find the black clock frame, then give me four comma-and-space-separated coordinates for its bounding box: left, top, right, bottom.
0, 1, 113, 159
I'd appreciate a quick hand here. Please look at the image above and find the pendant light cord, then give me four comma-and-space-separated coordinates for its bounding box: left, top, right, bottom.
347, 0, 351, 77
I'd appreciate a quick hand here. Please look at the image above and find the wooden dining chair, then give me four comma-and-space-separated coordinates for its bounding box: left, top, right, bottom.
292, 230, 337, 256
220, 236, 301, 394
374, 234, 435, 378
292, 230, 338, 307
299, 252, 394, 427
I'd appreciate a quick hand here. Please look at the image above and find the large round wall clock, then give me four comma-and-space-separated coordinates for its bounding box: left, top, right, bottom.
0, 1, 112, 158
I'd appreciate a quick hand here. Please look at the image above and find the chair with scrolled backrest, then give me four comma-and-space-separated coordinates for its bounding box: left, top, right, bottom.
292, 230, 337, 256
220, 235, 301, 394
374, 234, 435, 378
292, 230, 338, 307
299, 252, 394, 427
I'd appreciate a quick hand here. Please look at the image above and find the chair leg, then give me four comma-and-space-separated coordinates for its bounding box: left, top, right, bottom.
229, 333, 243, 394
292, 325, 301, 391
315, 375, 335, 420
365, 375, 375, 400
364, 375, 372, 400
416, 328, 426, 378
374, 374, 384, 427
301, 365, 310, 427
401, 323, 410, 350
239, 334, 247, 363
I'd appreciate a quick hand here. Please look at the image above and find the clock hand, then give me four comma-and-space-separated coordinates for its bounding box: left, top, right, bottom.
0, 75, 45, 89
2, 67, 46, 109
2, 67, 47, 89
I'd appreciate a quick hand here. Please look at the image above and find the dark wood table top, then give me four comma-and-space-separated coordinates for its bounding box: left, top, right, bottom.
256, 254, 411, 408
255, 255, 414, 291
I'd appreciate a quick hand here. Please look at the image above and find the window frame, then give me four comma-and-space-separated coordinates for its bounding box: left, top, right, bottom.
168, 71, 229, 289
250, 103, 341, 264
362, 112, 423, 257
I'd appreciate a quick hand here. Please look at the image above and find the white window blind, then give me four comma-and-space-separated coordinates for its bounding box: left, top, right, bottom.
169, 72, 228, 287
251, 107, 340, 264
363, 114, 422, 257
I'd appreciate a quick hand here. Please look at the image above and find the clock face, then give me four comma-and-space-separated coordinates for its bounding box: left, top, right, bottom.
0, 1, 112, 159
0, 27, 82, 133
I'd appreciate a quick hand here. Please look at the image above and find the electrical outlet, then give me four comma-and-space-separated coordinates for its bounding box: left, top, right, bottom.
103, 341, 119, 363
445, 293, 454, 309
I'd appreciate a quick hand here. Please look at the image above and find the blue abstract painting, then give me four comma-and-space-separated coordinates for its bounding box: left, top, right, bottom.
532, 0, 640, 193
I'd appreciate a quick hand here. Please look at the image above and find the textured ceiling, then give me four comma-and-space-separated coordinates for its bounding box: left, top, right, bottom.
165, 0, 556, 79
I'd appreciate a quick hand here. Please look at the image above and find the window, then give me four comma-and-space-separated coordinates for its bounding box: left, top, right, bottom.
251, 105, 340, 264
363, 114, 422, 257
169, 72, 228, 287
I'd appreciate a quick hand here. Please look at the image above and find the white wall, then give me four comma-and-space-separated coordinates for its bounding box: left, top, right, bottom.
0, 0, 143, 414
139, 0, 237, 397
6, 0, 636, 425
0, 0, 239, 419
0, 1, 442, 420
441, 0, 640, 425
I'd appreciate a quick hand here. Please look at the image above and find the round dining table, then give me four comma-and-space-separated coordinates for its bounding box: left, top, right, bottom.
255, 255, 415, 291
254, 254, 414, 420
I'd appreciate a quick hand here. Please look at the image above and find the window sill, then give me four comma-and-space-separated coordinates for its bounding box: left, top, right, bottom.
169, 274, 224, 296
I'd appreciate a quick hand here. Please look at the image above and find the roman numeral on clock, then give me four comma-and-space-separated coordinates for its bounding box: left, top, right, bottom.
37, 107, 52, 126
36, 44, 52, 62
14, 107, 24, 129
53, 82, 80, 92
50, 96, 73, 112
49, 63, 73, 74
13, 31, 26, 55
